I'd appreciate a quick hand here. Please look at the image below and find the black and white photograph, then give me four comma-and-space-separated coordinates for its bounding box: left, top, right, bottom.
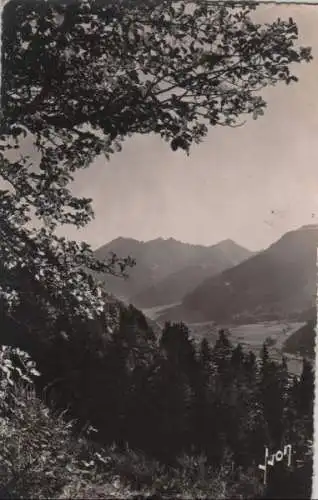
0, 0, 316, 498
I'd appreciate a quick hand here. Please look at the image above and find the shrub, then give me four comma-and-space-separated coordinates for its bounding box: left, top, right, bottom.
0, 345, 112, 499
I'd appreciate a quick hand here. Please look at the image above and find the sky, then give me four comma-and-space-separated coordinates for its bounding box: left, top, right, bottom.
47, 5, 318, 251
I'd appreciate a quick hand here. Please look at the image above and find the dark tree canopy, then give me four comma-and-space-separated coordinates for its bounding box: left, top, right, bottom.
0, 0, 313, 323
2, 1, 311, 162
0, 4, 314, 496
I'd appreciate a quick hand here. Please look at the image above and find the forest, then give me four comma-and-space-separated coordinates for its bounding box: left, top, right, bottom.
0, 302, 314, 498
0, 0, 314, 498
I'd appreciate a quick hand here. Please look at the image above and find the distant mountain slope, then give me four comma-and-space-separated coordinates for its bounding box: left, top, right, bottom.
283, 319, 316, 359
158, 225, 318, 325
131, 240, 253, 308
94, 237, 253, 305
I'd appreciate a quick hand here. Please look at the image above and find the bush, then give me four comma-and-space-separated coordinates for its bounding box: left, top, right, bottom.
0, 345, 268, 499
0, 345, 117, 499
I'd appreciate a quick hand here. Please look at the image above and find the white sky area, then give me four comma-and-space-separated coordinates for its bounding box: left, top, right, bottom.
4, 3, 318, 252
61, 4, 318, 252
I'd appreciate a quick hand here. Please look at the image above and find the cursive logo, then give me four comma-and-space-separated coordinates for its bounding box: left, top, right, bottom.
258, 445, 292, 485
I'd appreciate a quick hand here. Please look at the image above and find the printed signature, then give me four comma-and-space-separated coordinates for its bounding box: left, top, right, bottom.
258, 444, 292, 484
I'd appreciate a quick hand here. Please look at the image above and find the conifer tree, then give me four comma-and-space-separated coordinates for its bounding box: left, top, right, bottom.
231, 343, 245, 370
299, 358, 314, 415
212, 329, 232, 375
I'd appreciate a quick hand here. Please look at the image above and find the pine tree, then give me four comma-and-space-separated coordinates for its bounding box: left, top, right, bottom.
299, 358, 314, 415
212, 329, 233, 377
244, 350, 257, 382
258, 343, 287, 448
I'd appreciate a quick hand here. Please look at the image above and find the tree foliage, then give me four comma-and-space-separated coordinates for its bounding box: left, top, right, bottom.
0, 3, 314, 497
0, 305, 314, 498
0, 0, 312, 329
2, 0, 312, 158
30, 317, 314, 498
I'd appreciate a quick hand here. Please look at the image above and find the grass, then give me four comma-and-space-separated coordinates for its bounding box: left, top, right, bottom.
0, 345, 265, 499
0, 382, 265, 499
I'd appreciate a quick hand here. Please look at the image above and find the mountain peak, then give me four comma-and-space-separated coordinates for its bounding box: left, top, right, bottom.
94, 235, 252, 309
109, 236, 140, 244
217, 238, 244, 248
162, 226, 318, 324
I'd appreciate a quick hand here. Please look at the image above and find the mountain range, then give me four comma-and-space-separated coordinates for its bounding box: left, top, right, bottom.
95, 225, 318, 329
158, 225, 318, 325
94, 236, 253, 307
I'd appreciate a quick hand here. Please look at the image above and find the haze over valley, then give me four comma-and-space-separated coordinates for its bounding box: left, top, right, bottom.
1, 1, 316, 497
95, 224, 317, 375
94, 236, 254, 306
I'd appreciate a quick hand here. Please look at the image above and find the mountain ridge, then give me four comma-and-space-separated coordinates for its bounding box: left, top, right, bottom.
94, 236, 253, 306
158, 225, 318, 325
131, 239, 253, 308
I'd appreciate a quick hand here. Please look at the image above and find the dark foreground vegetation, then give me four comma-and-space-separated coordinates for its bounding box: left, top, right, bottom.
0, 304, 313, 499
0, 0, 314, 497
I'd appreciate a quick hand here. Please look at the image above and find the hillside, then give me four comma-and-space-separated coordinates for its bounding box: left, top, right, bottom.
283, 319, 316, 359
158, 225, 318, 325
94, 237, 252, 306
131, 239, 253, 308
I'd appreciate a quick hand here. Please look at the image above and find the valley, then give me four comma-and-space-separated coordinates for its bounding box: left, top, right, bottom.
144, 302, 306, 375
2, 3, 316, 498
97, 225, 318, 378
